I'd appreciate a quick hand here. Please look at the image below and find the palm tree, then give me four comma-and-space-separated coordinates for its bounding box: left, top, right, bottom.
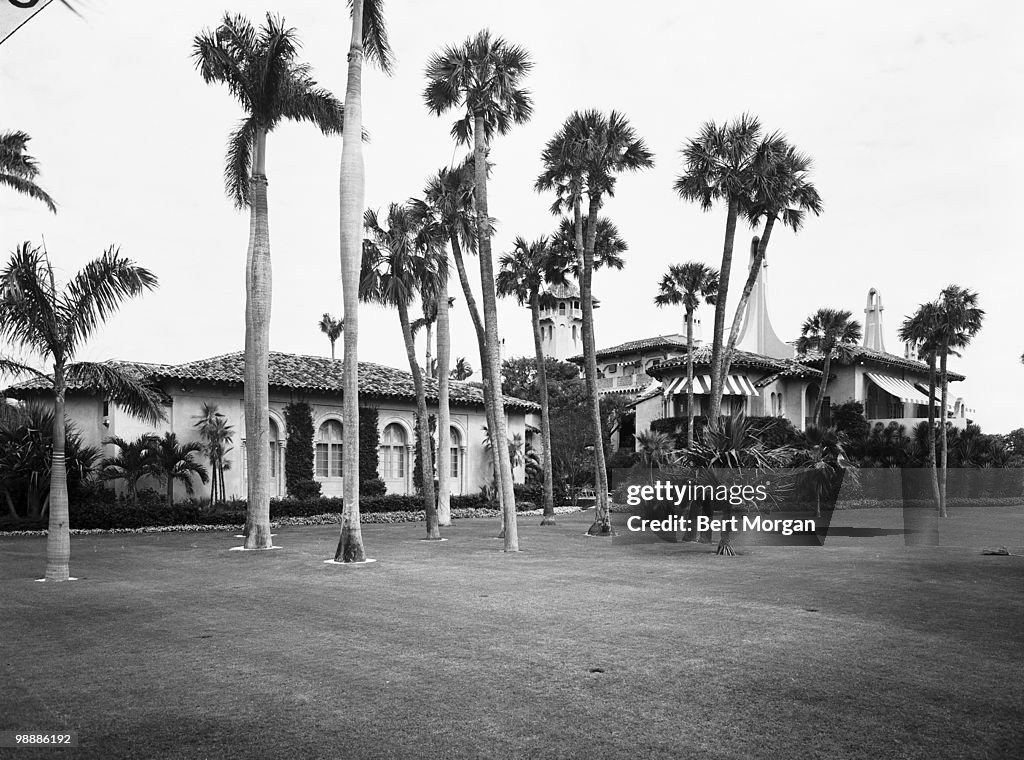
898, 302, 943, 509
0, 243, 164, 581
147, 433, 209, 508
98, 434, 158, 506
450, 357, 473, 381
654, 262, 720, 448
413, 161, 504, 522
934, 286, 985, 516
550, 215, 628, 274
675, 114, 766, 424
193, 13, 343, 550
318, 313, 344, 360
0, 131, 57, 212
535, 110, 654, 536
361, 204, 446, 539
795, 309, 863, 427
424, 30, 534, 552
497, 236, 570, 525
337, 0, 393, 563
634, 430, 674, 481
721, 141, 822, 381
192, 403, 234, 505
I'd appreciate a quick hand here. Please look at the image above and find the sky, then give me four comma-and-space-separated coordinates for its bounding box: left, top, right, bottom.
2, 0, 1022, 432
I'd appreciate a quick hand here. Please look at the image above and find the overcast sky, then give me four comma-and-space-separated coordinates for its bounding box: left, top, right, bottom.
2, 0, 1021, 432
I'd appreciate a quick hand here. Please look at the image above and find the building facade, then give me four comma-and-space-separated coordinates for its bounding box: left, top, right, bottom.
6, 351, 540, 502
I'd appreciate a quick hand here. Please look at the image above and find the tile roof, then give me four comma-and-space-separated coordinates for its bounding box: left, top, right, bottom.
6, 352, 538, 412
4, 361, 175, 401
796, 346, 965, 381
569, 334, 690, 363
647, 347, 822, 377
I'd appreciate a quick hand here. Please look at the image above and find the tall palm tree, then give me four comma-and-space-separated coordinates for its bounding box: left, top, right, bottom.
450, 357, 473, 380
424, 30, 534, 552
898, 302, 943, 509
318, 313, 344, 360
934, 285, 984, 516
0, 131, 57, 212
413, 161, 504, 517
795, 309, 863, 427
497, 235, 570, 525
193, 13, 343, 550
549, 215, 628, 274
192, 402, 234, 505
675, 114, 766, 424
148, 433, 209, 508
654, 262, 720, 448
361, 204, 446, 539
535, 110, 654, 536
0, 243, 164, 581
98, 434, 159, 506
721, 140, 822, 380
337, 0, 393, 563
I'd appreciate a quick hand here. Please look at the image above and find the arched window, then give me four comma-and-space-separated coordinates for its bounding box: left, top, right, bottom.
381, 423, 407, 479
558, 302, 566, 315
573, 300, 580, 310
572, 324, 578, 341
316, 420, 343, 478
269, 418, 280, 478
449, 426, 462, 479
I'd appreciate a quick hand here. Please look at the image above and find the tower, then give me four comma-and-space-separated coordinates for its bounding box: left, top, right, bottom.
863, 288, 885, 352
735, 237, 792, 360
538, 281, 588, 360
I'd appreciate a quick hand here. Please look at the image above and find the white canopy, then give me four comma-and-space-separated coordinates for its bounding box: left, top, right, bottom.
866, 373, 931, 406
663, 374, 757, 397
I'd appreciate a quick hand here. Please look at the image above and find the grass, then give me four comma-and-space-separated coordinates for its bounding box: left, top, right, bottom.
1, 508, 1022, 759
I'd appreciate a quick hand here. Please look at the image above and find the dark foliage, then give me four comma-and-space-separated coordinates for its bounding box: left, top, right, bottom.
284, 402, 315, 498
359, 407, 381, 486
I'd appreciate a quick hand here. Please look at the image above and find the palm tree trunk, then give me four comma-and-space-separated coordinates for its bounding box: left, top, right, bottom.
436, 278, 452, 526
451, 232, 502, 510
686, 308, 695, 449
335, 0, 367, 562
581, 194, 612, 536
938, 348, 949, 517
399, 300, 440, 539
425, 322, 433, 378
473, 112, 518, 551
330, 338, 336, 361
813, 355, 831, 426
243, 128, 273, 550
45, 362, 71, 581
167, 475, 174, 508
925, 353, 940, 509
709, 197, 740, 425
721, 220, 775, 380
530, 292, 556, 524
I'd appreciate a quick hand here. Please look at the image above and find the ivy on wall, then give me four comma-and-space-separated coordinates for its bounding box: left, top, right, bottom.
284, 402, 320, 498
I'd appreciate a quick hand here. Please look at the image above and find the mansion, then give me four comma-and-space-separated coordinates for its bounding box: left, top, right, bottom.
551, 252, 969, 449
6, 352, 540, 502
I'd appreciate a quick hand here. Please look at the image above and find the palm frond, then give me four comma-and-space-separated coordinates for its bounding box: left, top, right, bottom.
65, 362, 166, 425
350, 0, 394, 74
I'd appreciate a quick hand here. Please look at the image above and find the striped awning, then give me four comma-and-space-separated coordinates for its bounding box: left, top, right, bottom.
663, 374, 757, 397
912, 383, 942, 406
866, 373, 931, 405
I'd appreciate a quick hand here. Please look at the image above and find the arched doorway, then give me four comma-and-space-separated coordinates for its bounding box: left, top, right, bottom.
380, 423, 409, 494
448, 426, 464, 495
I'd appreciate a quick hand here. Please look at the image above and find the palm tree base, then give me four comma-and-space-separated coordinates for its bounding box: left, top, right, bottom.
37, 575, 77, 582
586, 521, 616, 537
540, 515, 557, 526
324, 558, 377, 566
420, 536, 447, 542
230, 545, 281, 551
715, 536, 736, 556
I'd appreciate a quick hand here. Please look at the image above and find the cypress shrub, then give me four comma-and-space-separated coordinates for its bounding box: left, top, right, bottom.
284, 402, 319, 498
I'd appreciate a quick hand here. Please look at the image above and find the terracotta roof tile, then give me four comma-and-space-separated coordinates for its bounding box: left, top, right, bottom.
797, 346, 965, 381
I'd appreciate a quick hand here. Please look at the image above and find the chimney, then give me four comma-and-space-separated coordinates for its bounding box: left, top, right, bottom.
863, 288, 885, 352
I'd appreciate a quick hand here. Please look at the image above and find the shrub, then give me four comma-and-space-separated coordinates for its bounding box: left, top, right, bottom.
289, 478, 322, 500
361, 477, 386, 497
359, 407, 380, 484
284, 402, 315, 497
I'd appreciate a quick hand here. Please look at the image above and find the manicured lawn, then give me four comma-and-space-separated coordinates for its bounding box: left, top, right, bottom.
1, 509, 1022, 759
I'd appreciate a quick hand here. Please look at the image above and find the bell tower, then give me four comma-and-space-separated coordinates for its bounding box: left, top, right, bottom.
863, 288, 885, 352
539, 281, 587, 360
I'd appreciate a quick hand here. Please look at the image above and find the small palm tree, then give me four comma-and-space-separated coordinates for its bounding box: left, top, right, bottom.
318, 314, 344, 360
634, 430, 675, 481
0, 243, 165, 581
654, 262, 720, 448
193, 12, 343, 550
497, 235, 571, 525
450, 357, 473, 381
424, 29, 534, 552
675, 114, 767, 423
795, 309, 863, 427
148, 433, 209, 508
0, 131, 57, 213
336, 0, 392, 564
898, 302, 943, 508
192, 403, 234, 505
933, 286, 985, 516
98, 434, 159, 506
536, 109, 654, 537
361, 204, 447, 539
797, 425, 847, 518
